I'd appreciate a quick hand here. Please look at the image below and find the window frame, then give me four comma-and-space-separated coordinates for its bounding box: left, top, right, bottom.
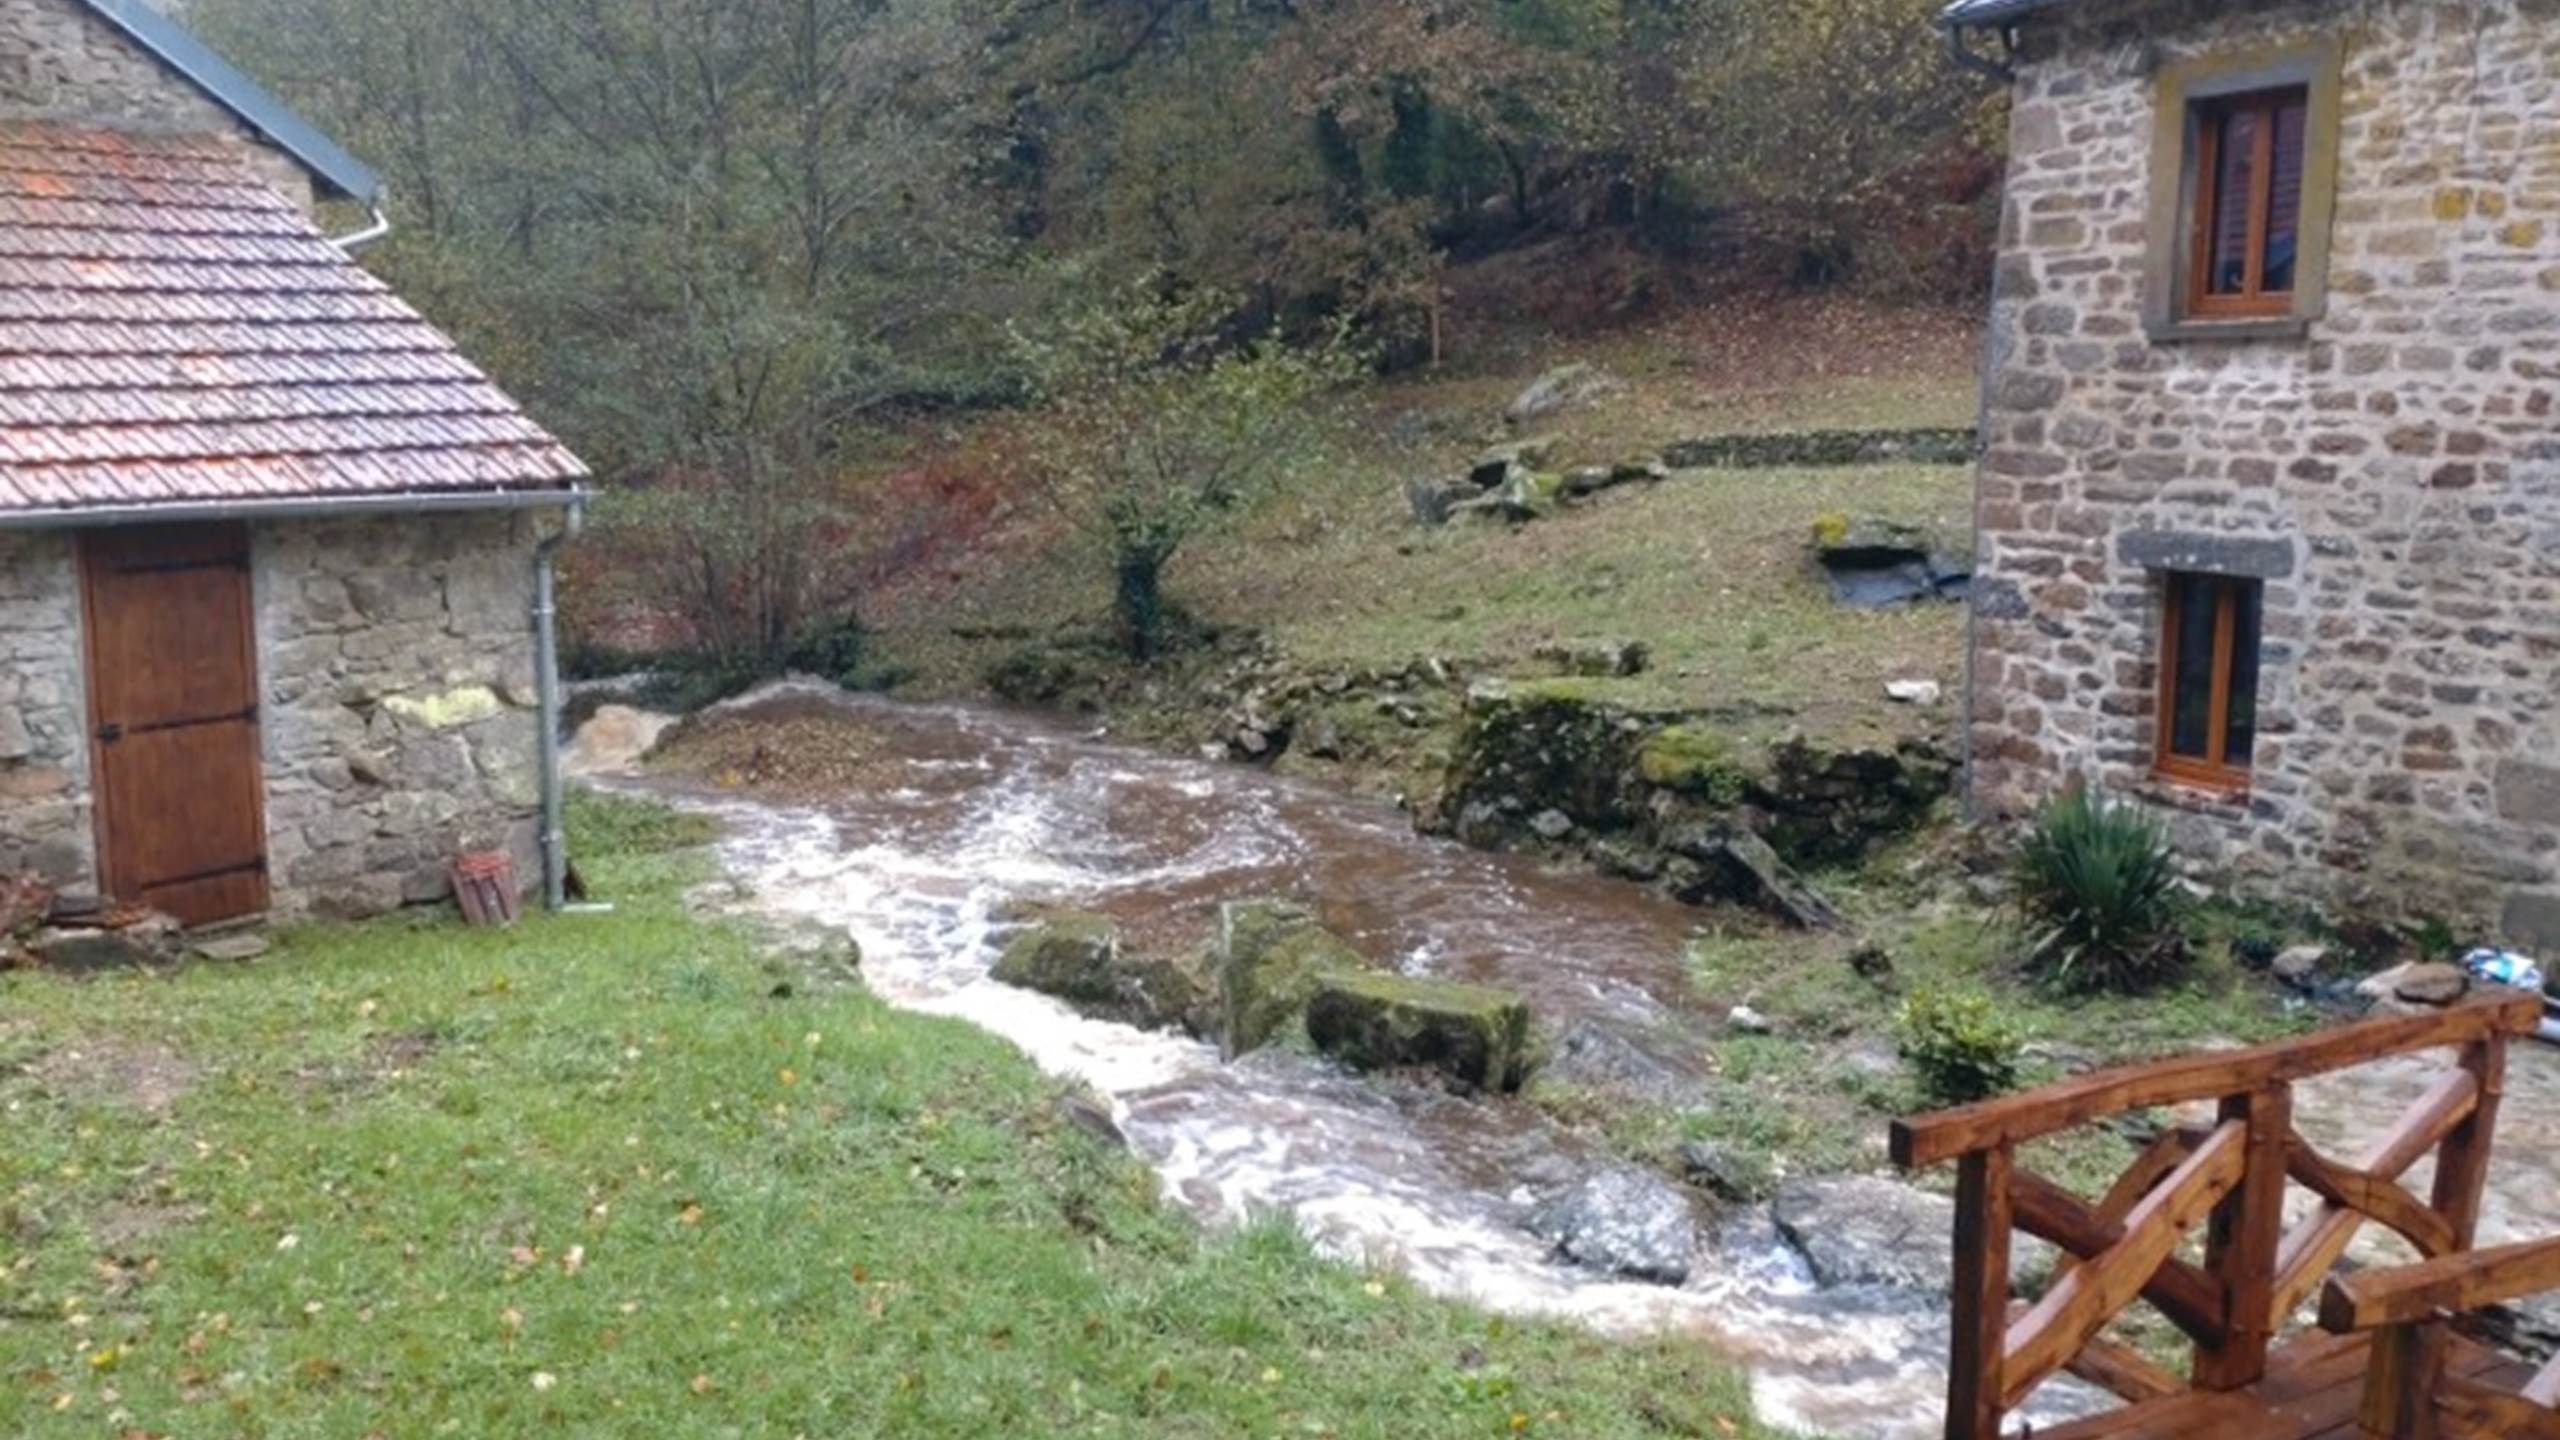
2153, 572, 2261, 795
2142, 40, 2343, 342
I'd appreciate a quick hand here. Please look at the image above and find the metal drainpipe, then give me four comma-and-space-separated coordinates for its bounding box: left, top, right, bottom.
1942, 19, 2019, 822
533, 497, 585, 912
329, 201, 393, 254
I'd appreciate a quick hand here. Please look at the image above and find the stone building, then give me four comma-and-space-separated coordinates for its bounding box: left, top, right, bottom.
1946, 0, 2560, 946
1, 0, 587, 923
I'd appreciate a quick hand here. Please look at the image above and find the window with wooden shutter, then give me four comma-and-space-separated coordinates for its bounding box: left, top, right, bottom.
2140, 42, 2342, 341
2188, 87, 2310, 320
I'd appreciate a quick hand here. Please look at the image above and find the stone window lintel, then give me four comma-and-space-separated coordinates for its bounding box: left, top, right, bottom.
2117, 530, 2297, 581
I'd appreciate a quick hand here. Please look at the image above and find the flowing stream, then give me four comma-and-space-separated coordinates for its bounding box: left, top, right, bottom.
587, 681, 2555, 1435
599, 681, 2014, 1438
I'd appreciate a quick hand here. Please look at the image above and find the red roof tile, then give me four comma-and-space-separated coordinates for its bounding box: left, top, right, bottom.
0, 123, 585, 515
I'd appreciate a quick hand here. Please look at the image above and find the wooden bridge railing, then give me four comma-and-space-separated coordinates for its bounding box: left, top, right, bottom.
2320, 1234, 2560, 1439
1891, 988, 2545, 1440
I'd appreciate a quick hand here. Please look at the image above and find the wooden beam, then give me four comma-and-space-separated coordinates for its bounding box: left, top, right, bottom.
2002, 1300, 2187, 1406
2432, 1037, 2506, 1254
2358, 1323, 2443, 1440
2271, 1069, 2478, 1325
2001, 1120, 2244, 1410
2195, 1084, 2292, 1390
1890, 991, 2539, 1169
2283, 1130, 2455, 1259
2067, 1334, 2186, 1405
1948, 1144, 2013, 1440
2438, 1372, 2560, 1440
2009, 1168, 2230, 1346
2319, 1236, 2560, 1333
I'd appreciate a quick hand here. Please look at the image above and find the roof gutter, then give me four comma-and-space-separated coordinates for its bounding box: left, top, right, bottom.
1943, 16, 2020, 84
0, 486, 585, 532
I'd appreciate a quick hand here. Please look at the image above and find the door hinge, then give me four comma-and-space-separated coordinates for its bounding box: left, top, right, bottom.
96, 721, 123, 742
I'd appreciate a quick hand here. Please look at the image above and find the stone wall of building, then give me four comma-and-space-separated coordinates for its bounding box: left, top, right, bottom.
0, 515, 545, 920
1, 0, 315, 207
0, 533, 95, 884
1969, 0, 2560, 945
257, 512, 544, 919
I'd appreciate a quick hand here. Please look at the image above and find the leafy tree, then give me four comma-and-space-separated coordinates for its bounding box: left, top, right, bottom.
195, 0, 1015, 670
1012, 288, 1367, 659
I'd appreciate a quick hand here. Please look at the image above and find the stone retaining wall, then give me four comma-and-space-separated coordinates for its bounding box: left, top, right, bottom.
1968, 0, 2560, 943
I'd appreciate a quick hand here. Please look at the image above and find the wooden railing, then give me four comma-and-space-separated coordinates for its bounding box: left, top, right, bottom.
1891, 988, 2544, 1440
2320, 1236, 2560, 1439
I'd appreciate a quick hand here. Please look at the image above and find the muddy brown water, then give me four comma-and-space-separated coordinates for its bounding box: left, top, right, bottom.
603, 682, 2560, 1436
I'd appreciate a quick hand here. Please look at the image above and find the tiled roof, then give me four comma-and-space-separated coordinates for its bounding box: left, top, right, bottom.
75, 0, 381, 203
0, 123, 585, 516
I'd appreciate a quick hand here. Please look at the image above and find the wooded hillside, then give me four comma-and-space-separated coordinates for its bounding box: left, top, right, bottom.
198, 0, 1998, 461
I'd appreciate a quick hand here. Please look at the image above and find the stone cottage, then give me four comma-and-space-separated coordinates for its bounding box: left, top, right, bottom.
1945, 0, 2560, 947
1, 0, 588, 923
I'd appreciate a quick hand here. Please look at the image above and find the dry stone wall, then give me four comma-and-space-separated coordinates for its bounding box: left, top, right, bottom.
1969, 0, 2560, 944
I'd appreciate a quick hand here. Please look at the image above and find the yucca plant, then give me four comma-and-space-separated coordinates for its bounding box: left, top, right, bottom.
2014, 788, 2191, 993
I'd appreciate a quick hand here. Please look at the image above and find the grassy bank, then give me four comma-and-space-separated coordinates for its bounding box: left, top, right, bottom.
0, 793, 1784, 1439
1531, 824, 2321, 1200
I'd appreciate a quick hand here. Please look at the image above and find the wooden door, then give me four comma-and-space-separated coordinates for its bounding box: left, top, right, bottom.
79, 523, 270, 925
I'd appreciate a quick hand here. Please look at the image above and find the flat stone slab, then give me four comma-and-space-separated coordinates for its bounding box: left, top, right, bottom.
1304, 968, 1533, 1092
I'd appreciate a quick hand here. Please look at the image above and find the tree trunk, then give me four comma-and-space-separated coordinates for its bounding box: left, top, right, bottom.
1115, 549, 1167, 662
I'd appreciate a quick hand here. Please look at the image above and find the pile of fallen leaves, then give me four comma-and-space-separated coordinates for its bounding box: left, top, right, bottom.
644, 698, 895, 799
1, 870, 51, 969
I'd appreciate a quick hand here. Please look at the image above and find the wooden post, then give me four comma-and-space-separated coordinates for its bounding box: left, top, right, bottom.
1949, 1144, 2014, 1440
2431, 1037, 2504, 1251
2359, 1322, 2444, 1440
2196, 1083, 2292, 1389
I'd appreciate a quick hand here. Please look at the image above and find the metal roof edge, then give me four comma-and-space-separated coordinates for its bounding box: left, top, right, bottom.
78, 0, 381, 203
0, 485, 585, 531
1940, 0, 2081, 29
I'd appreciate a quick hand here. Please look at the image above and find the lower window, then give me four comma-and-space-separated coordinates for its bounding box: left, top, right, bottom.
2156, 572, 2262, 790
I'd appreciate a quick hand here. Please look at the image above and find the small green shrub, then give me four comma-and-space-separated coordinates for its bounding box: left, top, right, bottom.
2013, 788, 2190, 993
1896, 985, 2024, 1107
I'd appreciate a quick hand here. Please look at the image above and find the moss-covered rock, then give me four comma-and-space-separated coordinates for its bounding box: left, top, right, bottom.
1304, 969, 1534, 1092
992, 911, 1122, 1002
1439, 679, 1664, 847
1757, 737, 1958, 866
1634, 725, 1756, 805
1216, 900, 1367, 1058
992, 912, 1212, 1034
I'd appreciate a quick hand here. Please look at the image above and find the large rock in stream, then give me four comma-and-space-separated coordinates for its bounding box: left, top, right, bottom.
1529, 1167, 1704, 1285
1304, 969, 1534, 1093
1772, 1176, 2058, 1296
992, 911, 1212, 1035
1217, 900, 1367, 1058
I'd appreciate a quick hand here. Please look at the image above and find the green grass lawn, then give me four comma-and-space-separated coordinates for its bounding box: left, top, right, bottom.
1, 794, 1785, 1439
